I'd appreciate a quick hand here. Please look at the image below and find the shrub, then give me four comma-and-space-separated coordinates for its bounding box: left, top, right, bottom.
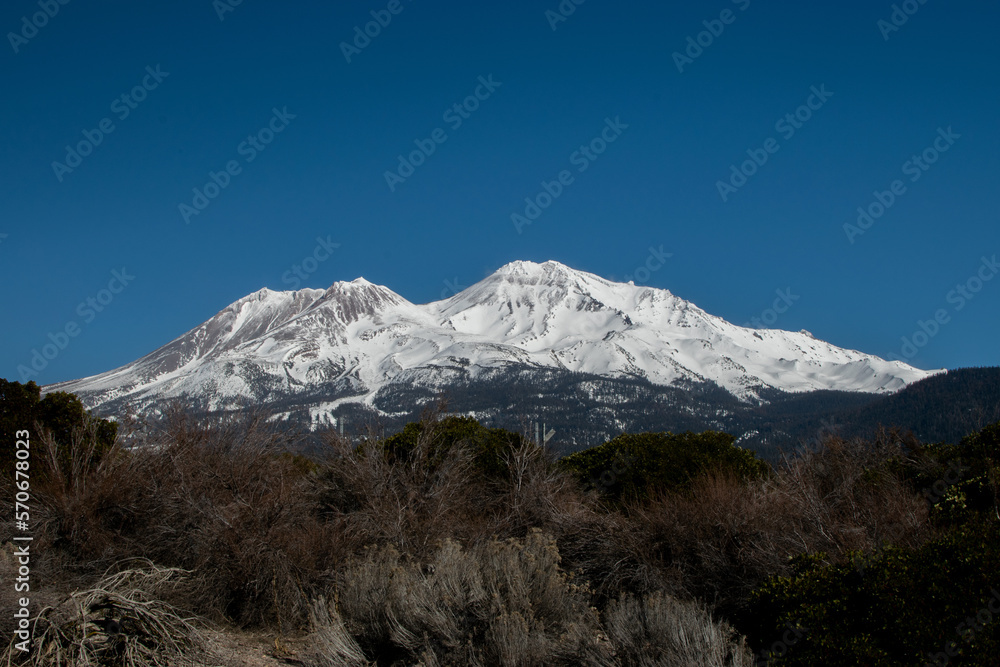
27, 409, 346, 629
315, 531, 755, 666
317, 420, 487, 556
330, 530, 604, 665
567, 433, 933, 618
743, 520, 1000, 666
766, 433, 932, 559
305, 597, 368, 667
906, 421, 1000, 525
377, 414, 533, 480
604, 591, 753, 667
317, 411, 583, 558
0, 380, 116, 478
560, 430, 768, 501
19, 388, 996, 665
1, 561, 205, 667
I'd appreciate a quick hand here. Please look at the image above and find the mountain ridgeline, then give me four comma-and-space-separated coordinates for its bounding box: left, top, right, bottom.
41, 260, 982, 457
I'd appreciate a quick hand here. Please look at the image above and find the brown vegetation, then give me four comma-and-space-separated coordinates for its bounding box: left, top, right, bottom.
0, 405, 949, 665
1, 561, 204, 667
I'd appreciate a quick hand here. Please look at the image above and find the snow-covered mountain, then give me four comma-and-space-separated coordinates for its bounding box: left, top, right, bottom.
47, 261, 937, 430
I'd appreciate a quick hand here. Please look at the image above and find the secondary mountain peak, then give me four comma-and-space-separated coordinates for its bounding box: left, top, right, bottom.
317, 278, 411, 324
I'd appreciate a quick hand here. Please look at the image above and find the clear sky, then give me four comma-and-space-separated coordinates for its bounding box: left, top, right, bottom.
2, 0, 997, 385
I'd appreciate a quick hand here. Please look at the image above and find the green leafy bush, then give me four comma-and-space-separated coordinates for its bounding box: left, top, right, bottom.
377, 414, 532, 479
0, 379, 117, 477
906, 423, 1000, 526
743, 520, 1000, 666
560, 430, 769, 501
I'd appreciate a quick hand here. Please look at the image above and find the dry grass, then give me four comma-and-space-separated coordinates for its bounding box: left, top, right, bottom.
329, 529, 602, 666
307, 531, 754, 666
1, 561, 204, 667
304, 598, 368, 667
604, 591, 753, 667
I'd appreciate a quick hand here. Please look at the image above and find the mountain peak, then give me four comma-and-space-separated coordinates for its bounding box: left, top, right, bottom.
493, 260, 586, 286
327, 276, 376, 289
497, 259, 569, 273
324, 277, 401, 299
320, 277, 410, 322
47, 260, 938, 422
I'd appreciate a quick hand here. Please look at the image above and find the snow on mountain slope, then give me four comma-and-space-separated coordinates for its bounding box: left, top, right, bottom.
47, 261, 939, 415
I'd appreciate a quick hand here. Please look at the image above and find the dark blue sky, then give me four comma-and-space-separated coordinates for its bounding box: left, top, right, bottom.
2, 0, 998, 385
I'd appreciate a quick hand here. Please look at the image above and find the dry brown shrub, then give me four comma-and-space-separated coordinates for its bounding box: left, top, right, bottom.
316, 411, 593, 564
317, 420, 485, 557
17, 400, 943, 663
554, 506, 677, 607
767, 431, 933, 557
305, 596, 369, 667
623, 472, 786, 611
0, 560, 204, 667
328, 529, 604, 666
492, 436, 591, 538
29, 409, 351, 630
604, 590, 753, 667
615, 432, 934, 617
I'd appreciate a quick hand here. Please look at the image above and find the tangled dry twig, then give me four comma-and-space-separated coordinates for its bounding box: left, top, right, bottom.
3, 559, 204, 667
